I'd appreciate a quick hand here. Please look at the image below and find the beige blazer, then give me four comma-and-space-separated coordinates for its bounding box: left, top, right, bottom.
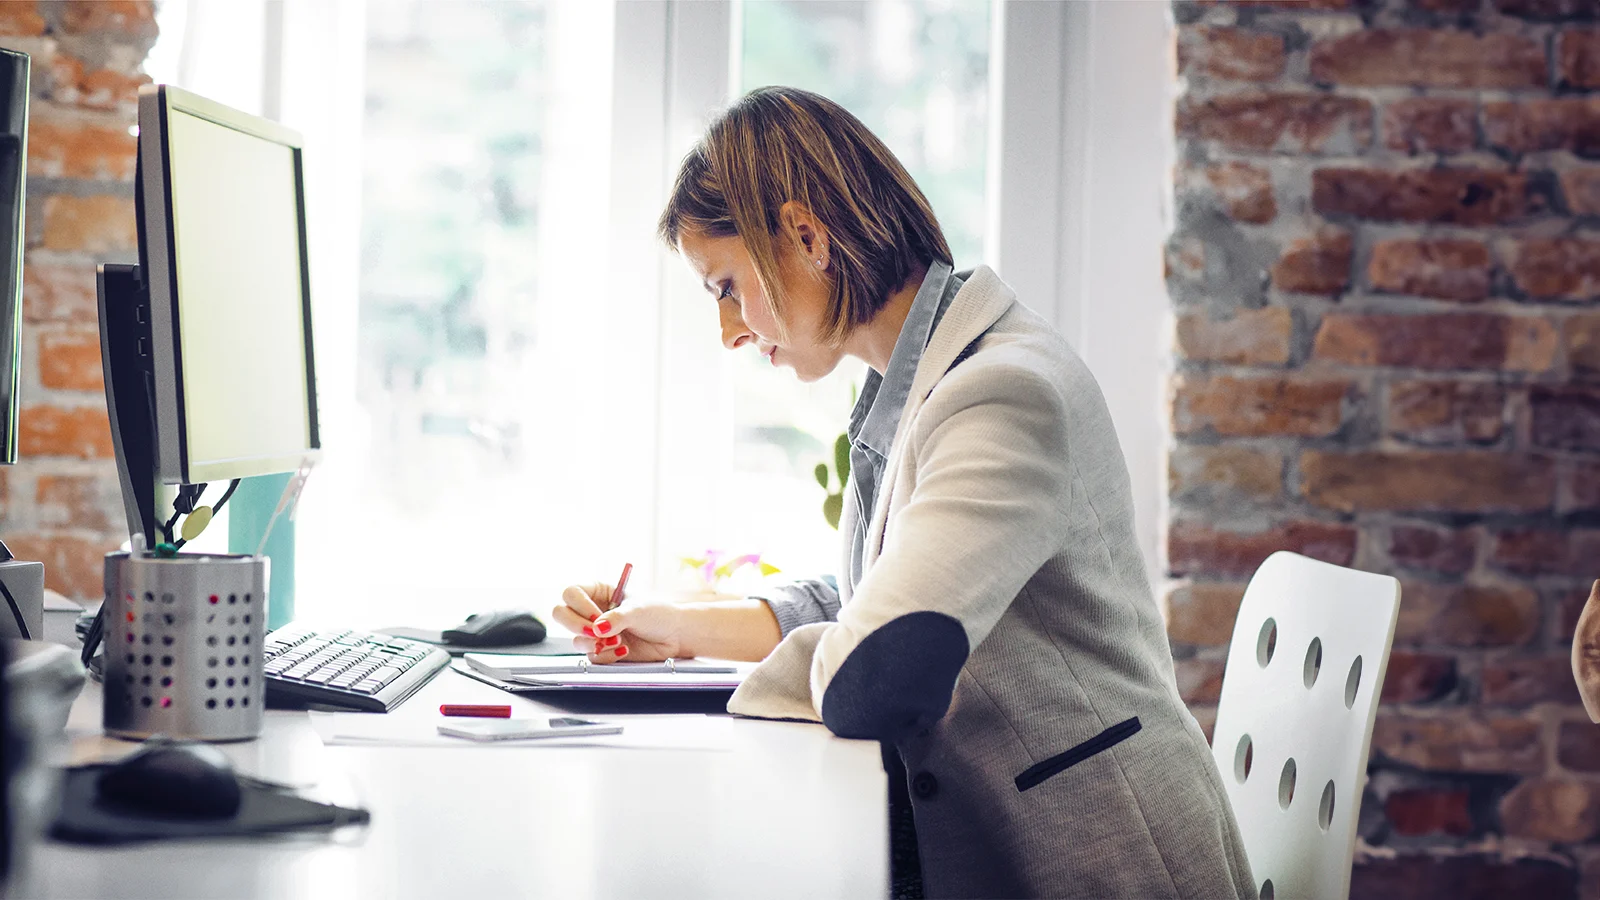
729, 266, 1256, 899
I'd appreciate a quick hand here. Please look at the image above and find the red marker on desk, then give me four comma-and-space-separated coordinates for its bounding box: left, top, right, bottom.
440, 704, 512, 718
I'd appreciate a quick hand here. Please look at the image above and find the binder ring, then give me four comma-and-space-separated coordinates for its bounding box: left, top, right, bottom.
665, 657, 676, 674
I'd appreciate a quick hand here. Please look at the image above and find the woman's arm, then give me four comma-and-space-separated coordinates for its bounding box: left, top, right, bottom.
551, 584, 785, 663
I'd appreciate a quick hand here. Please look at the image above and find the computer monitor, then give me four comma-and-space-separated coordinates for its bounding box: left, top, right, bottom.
99, 84, 320, 546
138, 84, 320, 485
0, 48, 28, 467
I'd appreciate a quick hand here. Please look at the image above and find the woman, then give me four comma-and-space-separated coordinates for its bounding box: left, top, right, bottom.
552, 87, 1254, 900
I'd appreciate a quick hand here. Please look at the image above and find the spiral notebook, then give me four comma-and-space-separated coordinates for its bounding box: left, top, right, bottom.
462, 653, 749, 691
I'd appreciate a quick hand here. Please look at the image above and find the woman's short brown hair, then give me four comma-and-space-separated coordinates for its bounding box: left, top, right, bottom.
658, 86, 953, 344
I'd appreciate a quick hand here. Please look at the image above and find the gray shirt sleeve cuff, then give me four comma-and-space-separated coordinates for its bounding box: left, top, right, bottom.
751, 578, 842, 638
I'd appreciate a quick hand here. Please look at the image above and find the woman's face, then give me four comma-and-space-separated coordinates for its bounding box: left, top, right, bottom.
678, 227, 844, 383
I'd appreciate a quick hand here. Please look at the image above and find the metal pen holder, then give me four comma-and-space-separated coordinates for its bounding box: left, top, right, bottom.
102, 550, 269, 742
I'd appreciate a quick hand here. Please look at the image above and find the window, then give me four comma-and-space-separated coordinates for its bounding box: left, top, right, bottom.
141, 1, 1145, 627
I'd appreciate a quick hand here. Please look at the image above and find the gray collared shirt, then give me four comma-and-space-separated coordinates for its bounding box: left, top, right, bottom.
758, 261, 964, 634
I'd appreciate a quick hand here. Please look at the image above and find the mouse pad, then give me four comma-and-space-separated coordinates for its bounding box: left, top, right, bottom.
49, 764, 370, 845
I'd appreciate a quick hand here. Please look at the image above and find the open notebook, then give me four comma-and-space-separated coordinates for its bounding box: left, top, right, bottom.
462, 654, 751, 691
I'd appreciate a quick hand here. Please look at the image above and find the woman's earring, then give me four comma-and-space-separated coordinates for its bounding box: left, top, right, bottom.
815, 259, 824, 268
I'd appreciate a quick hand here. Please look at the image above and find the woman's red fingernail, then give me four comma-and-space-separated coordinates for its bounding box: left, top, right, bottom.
582, 626, 595, 637
615, 645, 628, 657
596, 621, 612, 635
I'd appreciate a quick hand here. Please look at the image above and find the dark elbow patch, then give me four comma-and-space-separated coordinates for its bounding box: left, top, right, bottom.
820, 611, 970, 742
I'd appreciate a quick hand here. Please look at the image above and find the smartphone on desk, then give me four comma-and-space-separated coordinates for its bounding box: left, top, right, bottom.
437, 716, 623, 742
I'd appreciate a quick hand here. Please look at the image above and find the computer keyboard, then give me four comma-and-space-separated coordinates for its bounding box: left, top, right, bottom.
262, 627, 451, 712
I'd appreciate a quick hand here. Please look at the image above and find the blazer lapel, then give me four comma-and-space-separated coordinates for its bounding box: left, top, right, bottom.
860, 266, 1017, 570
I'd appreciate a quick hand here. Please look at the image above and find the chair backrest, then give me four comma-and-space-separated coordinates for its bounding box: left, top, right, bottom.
1210, 551, 1401, 900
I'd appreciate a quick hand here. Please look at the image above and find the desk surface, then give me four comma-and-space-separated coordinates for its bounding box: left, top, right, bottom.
19, 667, 887, 900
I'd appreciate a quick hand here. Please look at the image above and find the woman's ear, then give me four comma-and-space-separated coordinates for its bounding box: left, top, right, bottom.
779, 200, 830, 271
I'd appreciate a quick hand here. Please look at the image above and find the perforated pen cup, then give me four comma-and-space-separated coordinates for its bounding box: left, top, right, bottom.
103, 551, 269, 742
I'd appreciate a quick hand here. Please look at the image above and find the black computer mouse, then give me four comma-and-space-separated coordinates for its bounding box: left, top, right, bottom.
441, 610, 548, 647
96, 740, 243, 819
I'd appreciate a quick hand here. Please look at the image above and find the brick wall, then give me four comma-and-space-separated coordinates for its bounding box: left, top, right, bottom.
0, 2, 155, 603
1170, 0, 1600, 895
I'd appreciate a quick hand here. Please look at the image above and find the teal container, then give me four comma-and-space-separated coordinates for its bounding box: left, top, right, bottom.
227, 472, 295, 629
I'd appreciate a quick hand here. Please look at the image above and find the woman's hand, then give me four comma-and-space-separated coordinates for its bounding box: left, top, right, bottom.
550, 583, 684, 663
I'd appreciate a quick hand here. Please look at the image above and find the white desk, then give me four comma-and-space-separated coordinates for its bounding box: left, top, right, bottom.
18, 667, 888, 899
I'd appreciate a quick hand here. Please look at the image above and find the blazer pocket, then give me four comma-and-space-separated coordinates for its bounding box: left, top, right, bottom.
1014, 716, 1142, 793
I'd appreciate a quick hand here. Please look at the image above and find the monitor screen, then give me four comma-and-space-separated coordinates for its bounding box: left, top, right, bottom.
140, 85, 319, 484
0, 50, 26, 466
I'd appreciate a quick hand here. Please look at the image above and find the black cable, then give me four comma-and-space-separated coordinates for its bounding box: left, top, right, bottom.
171, 479, 240, 551
0, 574, 31, 641
81, 605, 103, 666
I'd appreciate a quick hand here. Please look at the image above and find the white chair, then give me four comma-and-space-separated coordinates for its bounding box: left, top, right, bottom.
1210, 551, 1401, 900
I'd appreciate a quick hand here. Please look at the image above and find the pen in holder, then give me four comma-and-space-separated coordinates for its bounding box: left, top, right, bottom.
102, 549, 269, 741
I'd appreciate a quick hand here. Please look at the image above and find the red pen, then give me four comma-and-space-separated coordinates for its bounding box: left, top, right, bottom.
610, 562, 633, 610
440, 704, 512, 718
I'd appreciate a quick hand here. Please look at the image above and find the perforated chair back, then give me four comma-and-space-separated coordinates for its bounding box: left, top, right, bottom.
1210, 551, 1401, 900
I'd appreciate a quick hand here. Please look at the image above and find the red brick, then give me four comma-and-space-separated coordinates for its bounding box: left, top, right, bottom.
1559, 583, 1594, 641
0, 3, 45, 36
1178, 27, 1286, 82
1175, 657, 1225, 705
1382, 98, 1477, 155
1271, 228, 1351, 294
1558, 720, 1600, 772
1395, 581, 1540, 648
40, 194, 136, 254
37, 327, 103, 391
1387, 380, 1505, 445
1388, 524, 1476, 575
1169, 445, 1283, 505
1310, 30, 1546, 89
1381, 652, 1459, 703
1568, 315, 1600, 376
18, 404, 113, 459
1559, 30, 1600, 90
1351, 854, 1578, 900
1312, 168, 1539, 226
35, 473, 115, 531
1175, 93, 1372, 154
1561, 167, 1600, 216
1490, 527, 1600, 577
1506, 239, 1600, 301
27, 113, 136, 181
1174, 307, 1291, 366
1166, 237, 1206, 283
1164, 582, 1247, 647
1482, 657, 1583, 705
23, 264, 96, 324
57, 1, 157, 39
45, 56, 148, 115
1203, 162, 1276, 223
1371, 713, 1543, 773
1300, 450, 1555, 513
1501, 779, 1600, 842
1167, 519, 1358, 579
1384, 788, 1474, 836
1367, 238, 1489, 301
3, 532, 123, 602
1496, 0, 1600, 18
1200, 0, 1355, 8
1531, 386, 1600, 453
1312, 313, 1557, 372
1171, 375, 1349, 437
1484, 99, 1600, 158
